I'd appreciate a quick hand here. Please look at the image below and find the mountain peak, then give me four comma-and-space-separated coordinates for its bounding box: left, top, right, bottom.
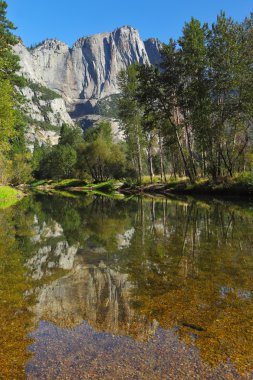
114, 25, 138, 32
73, 25, 140, 48
16, 26, 162, 118
29, 38, 68, 52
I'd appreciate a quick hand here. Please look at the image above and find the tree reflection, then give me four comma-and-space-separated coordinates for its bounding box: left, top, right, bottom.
1, 194, 253, 376
0, 200, 34, 379
122, 198, 253, 373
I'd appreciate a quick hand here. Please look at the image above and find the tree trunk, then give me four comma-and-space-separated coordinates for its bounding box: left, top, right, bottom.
175, 128, 195, 183
185, 123, 197, 179
158, 130, 167, 182
136, 129, 142, 184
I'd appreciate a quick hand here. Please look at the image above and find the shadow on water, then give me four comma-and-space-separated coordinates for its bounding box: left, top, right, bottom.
0, 193, 253, 378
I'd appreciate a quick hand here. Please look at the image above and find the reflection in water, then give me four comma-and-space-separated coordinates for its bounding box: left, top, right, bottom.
32, 257, 157, 340
0, 194, 253, 378
0, 200, 34, 379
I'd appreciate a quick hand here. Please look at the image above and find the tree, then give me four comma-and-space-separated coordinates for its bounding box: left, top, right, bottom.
155, 39, 196, 182
118, 64, 146, 184
58, 124, 84, 149
207, 12, 253, 178
136, 64, 168, 181
40, 145, 77, 180
82, 122, 126, 181
0, 1, 27, 184
10, 152, 32, 185
139, 12, 253, 182
0, 1, 20, 81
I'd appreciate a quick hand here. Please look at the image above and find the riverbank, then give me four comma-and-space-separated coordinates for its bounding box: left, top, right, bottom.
120, 178, 253, 197
28, 175, 253, 198
0, 186, 24, 209
29, 179, 122, 193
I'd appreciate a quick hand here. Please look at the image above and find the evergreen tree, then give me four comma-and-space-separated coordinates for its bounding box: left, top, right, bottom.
0, 1, 27, 183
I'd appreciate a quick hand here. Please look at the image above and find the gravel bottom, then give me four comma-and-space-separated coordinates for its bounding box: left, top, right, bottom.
25, 320, 250, 380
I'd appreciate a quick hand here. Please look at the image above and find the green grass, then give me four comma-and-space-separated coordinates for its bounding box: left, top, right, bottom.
83, 180, 121, 191
30, 179, 87, 188
31, 179, 121, 193
52, 179, 87, 189
0, 186, 23, 209
0, 186, 21, 199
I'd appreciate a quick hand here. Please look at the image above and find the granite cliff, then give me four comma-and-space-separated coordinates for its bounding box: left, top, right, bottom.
14, 26, 162, 145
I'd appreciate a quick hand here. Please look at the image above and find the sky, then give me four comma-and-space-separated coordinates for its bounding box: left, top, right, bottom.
7, 0, 253, 47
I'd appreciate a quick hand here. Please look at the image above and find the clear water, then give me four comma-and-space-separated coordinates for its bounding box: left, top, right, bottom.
0, 193, 252, 379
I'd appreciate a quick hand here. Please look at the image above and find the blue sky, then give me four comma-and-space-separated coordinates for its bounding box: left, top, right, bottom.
7, 0, 253, 47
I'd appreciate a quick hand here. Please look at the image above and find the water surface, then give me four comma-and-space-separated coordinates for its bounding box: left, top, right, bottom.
0, 194, 253, 379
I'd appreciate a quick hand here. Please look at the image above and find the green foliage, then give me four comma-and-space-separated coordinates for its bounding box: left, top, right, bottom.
59, 124, 84, 147
40, 144, 77, 180
117, 12, 253, 185
9, 153, 33, 185
28, 81, 61, 101
81, 121, 126, 182
118, 64, 146, 184
0, 1, 32, 185
32, 125, 85, 180
52, 179, 87, 188
94, 94, 121, 118
0, 77, 16, 153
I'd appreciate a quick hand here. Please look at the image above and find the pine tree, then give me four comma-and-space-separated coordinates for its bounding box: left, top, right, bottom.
0, 1, 27, 183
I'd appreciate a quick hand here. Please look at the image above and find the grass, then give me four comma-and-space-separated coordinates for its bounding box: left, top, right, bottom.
52, 179, 87, 189
30, 179, 87, 188
0, 186, 21, 199
0, 186, 23, 209
83, 180, 122, 191
31, 179, 122, 193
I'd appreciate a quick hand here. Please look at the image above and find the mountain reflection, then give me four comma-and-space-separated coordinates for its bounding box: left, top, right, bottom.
32, 258, 157, 340
1, 194, 253, 377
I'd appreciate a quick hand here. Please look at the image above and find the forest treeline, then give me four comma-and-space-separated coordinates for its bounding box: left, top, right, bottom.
0, 0, 252, 186
118, 12, 253, 184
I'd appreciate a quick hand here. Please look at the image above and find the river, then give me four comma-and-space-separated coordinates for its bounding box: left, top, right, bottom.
0, 193, 252, 379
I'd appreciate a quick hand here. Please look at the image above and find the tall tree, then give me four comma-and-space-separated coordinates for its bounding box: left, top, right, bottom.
160, 39, 197, 182
0, 1, 27, 183
207, 12, 253, 178
137, 64, 168, 181
118, 64, 146, 184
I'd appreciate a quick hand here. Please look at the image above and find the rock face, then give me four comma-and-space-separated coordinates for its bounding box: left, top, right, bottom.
19, 83, 74, 150
15, 26, 162, 120
144, 38, 163, 66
